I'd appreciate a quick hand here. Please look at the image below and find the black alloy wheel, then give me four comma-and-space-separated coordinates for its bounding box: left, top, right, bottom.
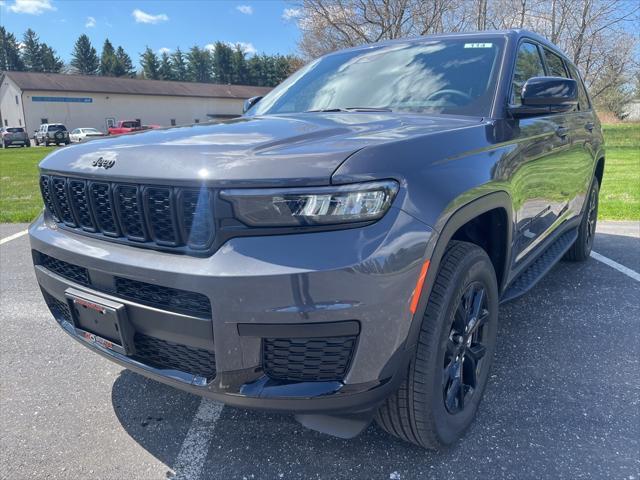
442, 282, 490, 415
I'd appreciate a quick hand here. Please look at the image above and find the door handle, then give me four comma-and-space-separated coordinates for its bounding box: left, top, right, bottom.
555, 126, 569, 138
584, 122, 594, 132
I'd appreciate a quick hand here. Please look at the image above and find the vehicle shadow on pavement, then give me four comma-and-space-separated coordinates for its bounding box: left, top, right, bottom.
111, 247, 639, 479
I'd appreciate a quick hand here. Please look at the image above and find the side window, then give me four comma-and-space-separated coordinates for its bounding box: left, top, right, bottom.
543, 49, 568, 78
512, 42, 545, 105
567, 64, 590, 111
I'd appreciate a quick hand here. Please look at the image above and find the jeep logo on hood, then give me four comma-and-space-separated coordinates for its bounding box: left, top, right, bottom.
92, 157, 115, 169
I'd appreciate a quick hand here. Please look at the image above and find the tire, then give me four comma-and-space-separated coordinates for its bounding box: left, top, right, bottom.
564, 179, 599, 262
375, 241, 499, 450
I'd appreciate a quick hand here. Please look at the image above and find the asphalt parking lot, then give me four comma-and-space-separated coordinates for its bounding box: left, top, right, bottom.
1, 221, 638, 480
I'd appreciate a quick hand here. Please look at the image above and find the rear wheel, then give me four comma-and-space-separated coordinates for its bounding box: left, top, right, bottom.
376, 241, 499, 449
564, 179, 599, 262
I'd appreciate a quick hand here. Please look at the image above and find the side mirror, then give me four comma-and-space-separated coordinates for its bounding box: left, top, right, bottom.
509, 77, 578, 117
243, 96, 263, 114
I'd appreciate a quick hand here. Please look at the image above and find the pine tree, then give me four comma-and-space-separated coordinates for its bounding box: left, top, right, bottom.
212, 42, 233, 84
159, 51, 174, 80
40, 44, 64, 73
100, 39, 118, 76
0, 27, 25, 71
70, 34, 99, 75
187, 46, 212, 82
171, 47, 188, 81
22, 29, 44, 72
140, 47, 160, 80
114, 46, 135, 77
230, 45, 248, 84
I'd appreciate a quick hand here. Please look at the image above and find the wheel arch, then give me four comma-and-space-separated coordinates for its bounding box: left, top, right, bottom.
405, 191, 514, 349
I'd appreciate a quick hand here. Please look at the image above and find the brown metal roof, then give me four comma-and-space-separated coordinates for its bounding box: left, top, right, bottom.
2, 71, 272, 99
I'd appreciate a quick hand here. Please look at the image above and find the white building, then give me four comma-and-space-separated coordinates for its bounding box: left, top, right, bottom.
0, 71, 271, 134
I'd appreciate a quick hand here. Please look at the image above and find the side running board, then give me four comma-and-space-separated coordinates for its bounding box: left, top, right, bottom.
501, 228, 578, 303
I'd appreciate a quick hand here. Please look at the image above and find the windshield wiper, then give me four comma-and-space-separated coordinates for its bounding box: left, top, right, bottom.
304, 107, 392, 113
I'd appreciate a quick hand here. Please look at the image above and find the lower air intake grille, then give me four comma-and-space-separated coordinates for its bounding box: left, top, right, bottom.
43, 292, 72, 323
40, 253, 90, 285
133, 333, 216, 380
115, 277, 211, 319
263, 336, 357, 382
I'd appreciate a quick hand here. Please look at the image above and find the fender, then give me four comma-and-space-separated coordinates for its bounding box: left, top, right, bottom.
404, 191, 514, 350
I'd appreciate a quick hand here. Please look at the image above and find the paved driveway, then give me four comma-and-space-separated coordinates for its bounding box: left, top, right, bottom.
1, 222, 638, 480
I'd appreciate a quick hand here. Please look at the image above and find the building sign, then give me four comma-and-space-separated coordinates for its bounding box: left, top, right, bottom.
32, 96, 93, 103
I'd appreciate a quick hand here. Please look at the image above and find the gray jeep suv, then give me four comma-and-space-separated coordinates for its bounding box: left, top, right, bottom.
30, 30, 603, 449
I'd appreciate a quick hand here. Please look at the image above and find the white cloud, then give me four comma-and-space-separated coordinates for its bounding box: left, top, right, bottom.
8, 0, 55, 15
233, 41, 256, 55
158, 47, 171, 55
85, 16, 96, 28
132, 8, 168, 24
282, 7, 301, 21
205, 41, 257, 56
236, 4, 253, 15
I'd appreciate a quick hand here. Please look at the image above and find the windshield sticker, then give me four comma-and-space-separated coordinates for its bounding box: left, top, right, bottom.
464, 43, 493, 48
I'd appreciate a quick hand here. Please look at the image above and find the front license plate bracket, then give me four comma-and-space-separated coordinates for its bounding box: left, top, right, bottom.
65, 288, 135, 356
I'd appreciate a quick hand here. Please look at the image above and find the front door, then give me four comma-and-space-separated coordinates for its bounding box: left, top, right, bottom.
507, 41, 579, 263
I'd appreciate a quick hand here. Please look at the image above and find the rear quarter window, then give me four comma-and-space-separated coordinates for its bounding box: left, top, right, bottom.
567, 64, 591, 111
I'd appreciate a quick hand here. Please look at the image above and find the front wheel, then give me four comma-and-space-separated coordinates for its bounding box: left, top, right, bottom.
564, 179, 599, 262
376, 241, 499, 449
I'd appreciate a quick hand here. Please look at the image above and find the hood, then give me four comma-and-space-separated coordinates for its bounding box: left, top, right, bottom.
40, 113, 481, 187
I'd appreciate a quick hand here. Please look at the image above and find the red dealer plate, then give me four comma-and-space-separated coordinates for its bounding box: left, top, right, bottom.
65, 288, 133, 355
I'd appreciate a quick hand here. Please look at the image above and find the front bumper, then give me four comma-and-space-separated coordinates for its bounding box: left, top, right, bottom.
30, 207, 433, 413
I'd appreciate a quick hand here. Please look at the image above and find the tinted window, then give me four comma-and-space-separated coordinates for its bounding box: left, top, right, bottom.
511, 42, 545, 105
249, 38, 505, 117
567, 64, 590, 111
543, 49, 568, 78
6, 127, 24, 133
47, 125, 66, 131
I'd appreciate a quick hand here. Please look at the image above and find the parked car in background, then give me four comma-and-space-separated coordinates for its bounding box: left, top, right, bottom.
107, 120, 160, 136
1, 127, 30, 148
35, 123, 70, 146
69, 128, 105, 143
30, 30, 604, 450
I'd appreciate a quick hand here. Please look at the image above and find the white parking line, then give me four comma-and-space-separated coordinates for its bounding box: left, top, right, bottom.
591, 250, 640, 282
0, 229, 28, 245
172, 399, 224, 480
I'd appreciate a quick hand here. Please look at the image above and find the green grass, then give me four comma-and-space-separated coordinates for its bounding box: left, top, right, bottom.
0, 147, 56, 222
0, 124, 638, 223
599, 124, 640, 220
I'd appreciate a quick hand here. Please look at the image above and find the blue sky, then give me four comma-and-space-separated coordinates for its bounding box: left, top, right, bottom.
0, 0, 302, 65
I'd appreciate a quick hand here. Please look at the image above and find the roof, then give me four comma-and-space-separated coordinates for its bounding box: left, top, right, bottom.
1, 71, 272, 99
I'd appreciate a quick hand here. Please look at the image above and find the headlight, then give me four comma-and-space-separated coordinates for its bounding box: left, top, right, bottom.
220, 180, 399, 227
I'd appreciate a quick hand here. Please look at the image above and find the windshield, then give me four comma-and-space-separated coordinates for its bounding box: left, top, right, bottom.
6, 128, 24, 133
248, 38, 504, 117
48, 125, 66, 131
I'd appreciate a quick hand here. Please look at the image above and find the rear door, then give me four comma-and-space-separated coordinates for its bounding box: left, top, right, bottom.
564, 61, 597, 220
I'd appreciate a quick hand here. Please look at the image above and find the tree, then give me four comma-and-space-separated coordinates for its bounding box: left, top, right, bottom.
159, 51, 174, 80
211, 42, 233, 84
100, 39, 118, 76
294, 0, 640, 107
114, 46, 136, 77
22, 29, 44, 72
187, 46, 212, 82
70, 34, 99, 75
140, 47, 160, 80
230, 45, 248, 84
0, 27, 25, 71
40, 44, 64, 73
171, 47, 188, 81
